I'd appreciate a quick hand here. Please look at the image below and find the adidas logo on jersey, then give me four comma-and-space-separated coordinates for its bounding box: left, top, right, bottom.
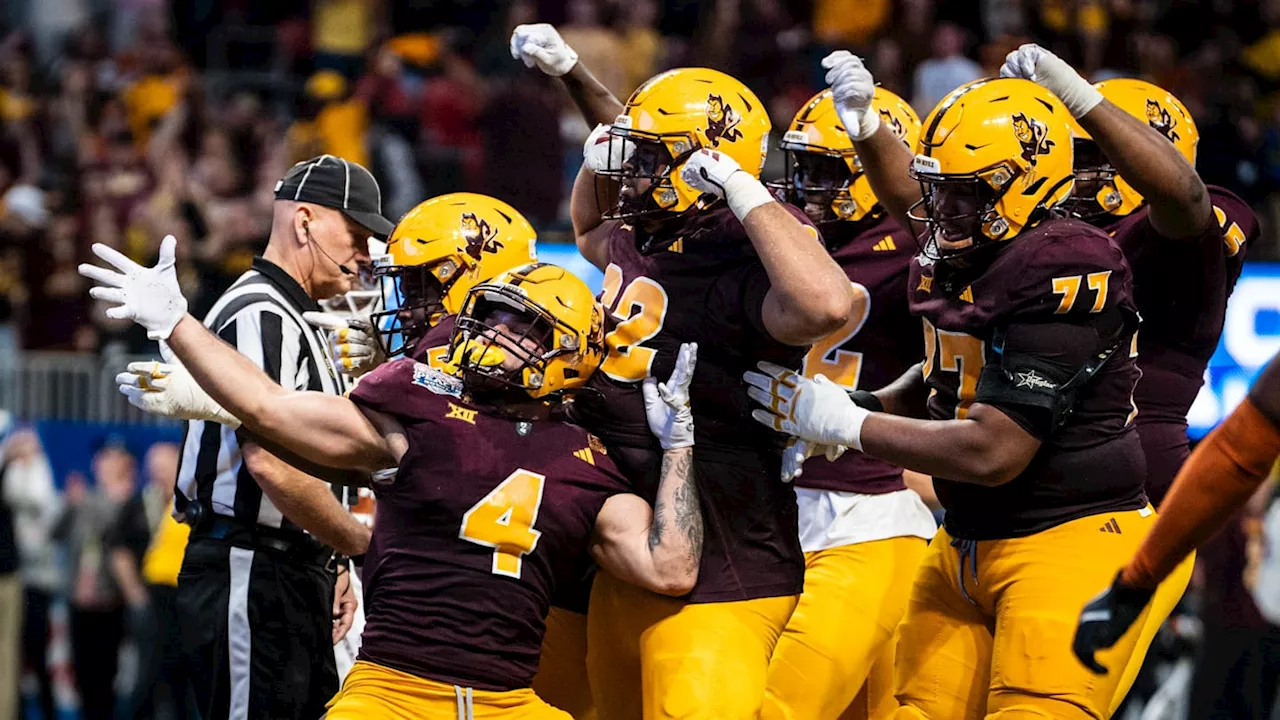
1099, 518, 1122, 534
873, 236, 897, 252
573, 448, 596, 466
959, 285, 974, 303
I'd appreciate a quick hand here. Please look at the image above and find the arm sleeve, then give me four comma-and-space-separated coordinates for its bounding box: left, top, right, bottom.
973, 311, 1128, 439
1122, 398, 1280, 588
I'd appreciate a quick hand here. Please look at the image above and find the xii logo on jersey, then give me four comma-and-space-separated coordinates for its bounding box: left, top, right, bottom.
445, 402, 478, 424
1144, 100, 1180, 143
412, 362, 463, 397
705, 94, 743, 146
461, 212, 504, 260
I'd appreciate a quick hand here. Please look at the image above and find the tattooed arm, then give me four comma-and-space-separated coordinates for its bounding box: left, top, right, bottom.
591, 447, 702, 596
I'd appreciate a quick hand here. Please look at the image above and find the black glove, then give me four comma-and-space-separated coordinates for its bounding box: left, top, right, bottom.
847, 389, 884, 412
1072, 571, 1156, 674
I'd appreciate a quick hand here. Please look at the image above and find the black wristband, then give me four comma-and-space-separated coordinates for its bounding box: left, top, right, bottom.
848, 390, 884, 413
350, 553, 366, 569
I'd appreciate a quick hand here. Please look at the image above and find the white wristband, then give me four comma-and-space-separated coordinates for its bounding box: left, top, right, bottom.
838, 404, 870, 453
1057, 81, 1103, 119
851, 107, 880, 142
723, 172, 775, 221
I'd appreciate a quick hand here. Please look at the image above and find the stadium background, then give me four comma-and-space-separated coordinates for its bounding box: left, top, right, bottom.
1, 0, 1278, 718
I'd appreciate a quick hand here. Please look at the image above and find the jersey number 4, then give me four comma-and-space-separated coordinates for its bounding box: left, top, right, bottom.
459, 469, 546, 578
600, 263, 670, 382
803, 281, 872, 388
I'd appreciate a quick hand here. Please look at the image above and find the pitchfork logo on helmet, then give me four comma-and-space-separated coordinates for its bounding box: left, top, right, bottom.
1144, 100, 1180, 143
1012, 112, 1056, 171
705, 94, 743, 146
879, 109, 905, 140
461, 212, 503, 260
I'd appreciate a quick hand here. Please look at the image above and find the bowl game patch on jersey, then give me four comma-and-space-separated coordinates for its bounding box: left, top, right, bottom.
411, 361, 462, 397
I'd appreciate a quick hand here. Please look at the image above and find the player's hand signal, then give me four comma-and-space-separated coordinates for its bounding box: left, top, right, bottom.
643, 343, 697, 450
78, 234, 187, 340
304, 312, 385, 378
821, 51, 879, 142
117, 349, 242, 428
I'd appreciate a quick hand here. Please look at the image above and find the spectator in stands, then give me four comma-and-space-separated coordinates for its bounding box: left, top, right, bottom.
911, 22, 983, 115
56, 437, 137, 720
313, 0, 382, 81
112, 441, 191, 720
0, 414, 18, 720
287, 70, 370, 169
3, 426, 59, 720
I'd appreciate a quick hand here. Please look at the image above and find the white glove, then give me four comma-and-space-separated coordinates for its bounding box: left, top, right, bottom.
78, 234, 187, 340
1000, 43, 1102, 118
583, 122, 634, 174
509, 24, 579, 76
744, 362, 869, 451
780, 437, 848, 483
643, 343, 697, 450
680, 149, 774, 221
822, 51, 880, 142
118, 354, 241, 428
303, 312, 385, 378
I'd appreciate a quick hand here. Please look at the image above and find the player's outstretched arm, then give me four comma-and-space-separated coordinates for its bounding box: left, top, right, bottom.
592, 344, 703, 596
510, 23, 622, 127
680, 150, 852, 345
78, 236, 397, 471
1073, 350, 1280, 673
1001, 44, 1210, 239
822, 51, 925, 236
746, 363, 1041, 486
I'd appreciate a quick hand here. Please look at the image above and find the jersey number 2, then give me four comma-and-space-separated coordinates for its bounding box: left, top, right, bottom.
803, 281, 872, 388
600, 263, 670, 382
459, 469, 546, 578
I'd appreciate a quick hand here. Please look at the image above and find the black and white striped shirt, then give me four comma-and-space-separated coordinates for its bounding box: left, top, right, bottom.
174, 257, 350, 534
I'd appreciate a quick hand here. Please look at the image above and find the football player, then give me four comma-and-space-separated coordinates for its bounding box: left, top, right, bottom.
304, 192, 541, 377
761, 87, 936, 720
511, 24, 854, 720
746, 63, 1182, 719
1074, 349, 1280, 673
1000, 44, 1256, 509
81, 240, 704, 719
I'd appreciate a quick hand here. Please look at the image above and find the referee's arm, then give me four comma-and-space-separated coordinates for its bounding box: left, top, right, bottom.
241, 443, 370, 556
216, 304, 374, 552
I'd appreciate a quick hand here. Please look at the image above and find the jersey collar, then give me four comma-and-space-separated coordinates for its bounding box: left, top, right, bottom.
252, 256, 321, 312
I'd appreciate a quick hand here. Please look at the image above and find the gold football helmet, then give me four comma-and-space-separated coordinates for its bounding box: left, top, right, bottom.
908, 78, 1075, 261
371, 193, 538, 357
449, 263, 605, 400
598, 67, 771, 221
770, 87, 920, 229
1066, 78, 1199, 220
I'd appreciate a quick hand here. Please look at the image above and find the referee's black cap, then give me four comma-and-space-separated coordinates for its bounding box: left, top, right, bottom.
274, 155, 395, 239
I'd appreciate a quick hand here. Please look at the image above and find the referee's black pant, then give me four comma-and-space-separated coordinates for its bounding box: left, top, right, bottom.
177, 536, 339, 720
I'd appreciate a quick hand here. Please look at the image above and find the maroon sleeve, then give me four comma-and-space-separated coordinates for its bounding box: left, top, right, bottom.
721, 202, 822, 341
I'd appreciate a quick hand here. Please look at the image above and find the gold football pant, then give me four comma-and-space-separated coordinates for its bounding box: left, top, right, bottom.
532, 607, 596, 719
326, 661, 571, 719
586, 570, 798, 720
892, 508, 1194, 720
762, 536, 929, 720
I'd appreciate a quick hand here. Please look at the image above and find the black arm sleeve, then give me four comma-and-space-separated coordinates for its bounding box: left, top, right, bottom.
974, 310, 1129, 440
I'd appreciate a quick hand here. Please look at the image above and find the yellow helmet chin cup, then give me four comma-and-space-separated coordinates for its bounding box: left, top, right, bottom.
449, 340, 508, 370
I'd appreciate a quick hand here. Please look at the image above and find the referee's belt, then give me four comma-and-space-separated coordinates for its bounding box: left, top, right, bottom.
189, 513, 336, 569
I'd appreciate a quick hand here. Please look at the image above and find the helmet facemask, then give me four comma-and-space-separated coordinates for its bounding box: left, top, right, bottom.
767, 148, 855, 230
449, 284, 583, 400
908, 166, 1010, 263
1063, 138, 1122, 222
370, 261, 451, 358
597, 130, 689, 222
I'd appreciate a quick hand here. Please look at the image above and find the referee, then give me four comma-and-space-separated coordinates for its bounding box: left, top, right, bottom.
174, 155, 393, 719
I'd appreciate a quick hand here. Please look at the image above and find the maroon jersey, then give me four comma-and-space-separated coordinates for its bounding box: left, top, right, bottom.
569, 205, 809, 603
794, 215, 922, 495
349, 359, 630, 691
908, 218, 1148, 540
1105, 186, 1255, 505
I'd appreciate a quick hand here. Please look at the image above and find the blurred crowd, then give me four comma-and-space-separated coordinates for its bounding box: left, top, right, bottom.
1, 417, 191, 719
2, 0, 1280, 356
